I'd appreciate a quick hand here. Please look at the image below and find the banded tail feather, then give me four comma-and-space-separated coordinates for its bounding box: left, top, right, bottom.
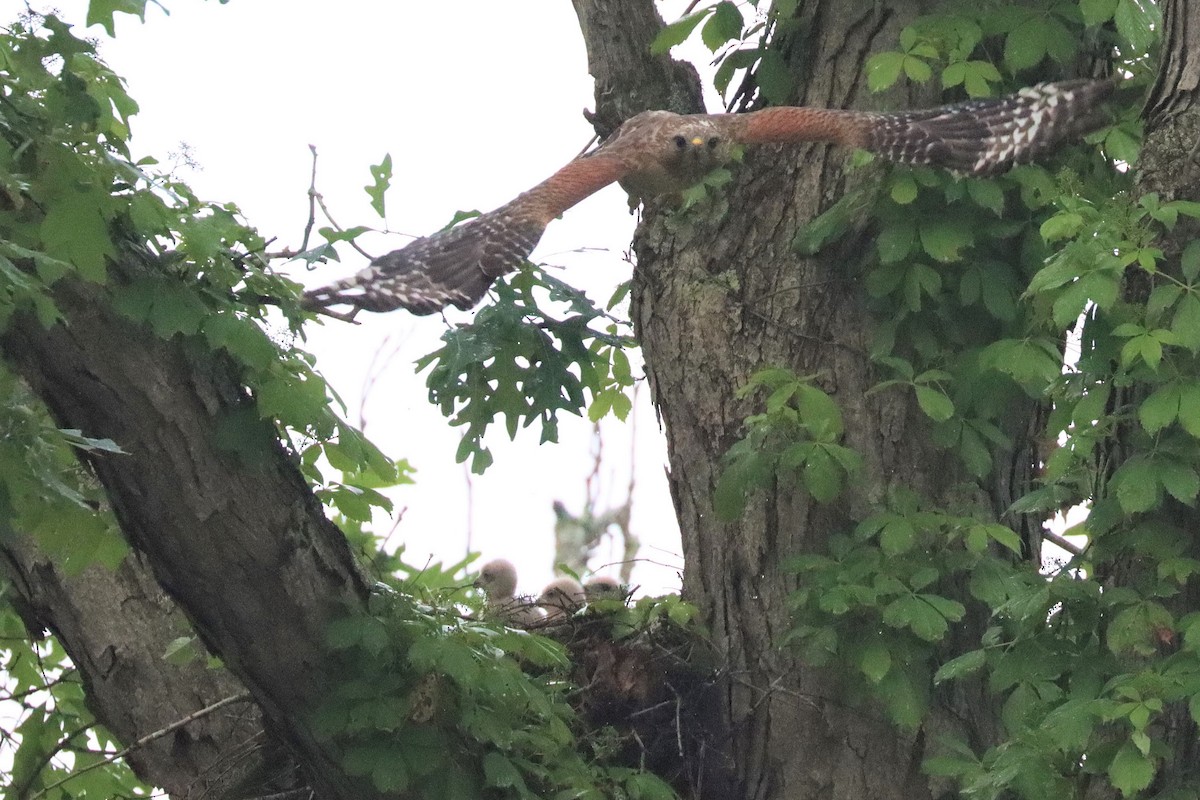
864, 79, 1113, 175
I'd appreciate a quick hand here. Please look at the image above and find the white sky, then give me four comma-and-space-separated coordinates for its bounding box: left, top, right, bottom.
25, 0, 718, 597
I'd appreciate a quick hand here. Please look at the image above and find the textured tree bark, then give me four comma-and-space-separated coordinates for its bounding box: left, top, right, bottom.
1124, 0, 1200, 792
568, 0, 705, 133
0, 263, 379, 799
570, 1, 1010, 798
0, 535, 279, 798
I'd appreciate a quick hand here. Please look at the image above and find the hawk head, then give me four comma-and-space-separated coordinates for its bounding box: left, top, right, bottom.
606, 111, 732, 199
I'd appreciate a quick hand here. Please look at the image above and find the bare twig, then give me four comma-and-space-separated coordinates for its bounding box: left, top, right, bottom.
1042, 528, 1085, 557
29, 693, 253, 800
299, 145, 319, 254
299, 144, 373, 264
0, 669, 80, 703
8, 721, 94, 799
464, 462, 475, 556
357, 332, 409, 431
250, 789, 315, 800
312, 191, 374, 261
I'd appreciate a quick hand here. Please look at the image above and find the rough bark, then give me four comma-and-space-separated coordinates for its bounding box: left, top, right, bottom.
1126, 0, 1200, 793
0, 535, 279, 798
570, 1, 1010, 798
0, 258, 378, 799
569, 0, 705, 135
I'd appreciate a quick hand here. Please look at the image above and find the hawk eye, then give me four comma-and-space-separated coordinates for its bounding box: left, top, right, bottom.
673, 135, 688, 149
708, 136, 720, 149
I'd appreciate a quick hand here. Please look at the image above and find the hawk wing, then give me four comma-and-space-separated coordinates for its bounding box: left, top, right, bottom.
860, 79, 1114, 175
303, 79, 1113, 318
301, 155, 629, 318
301, 202, 546, 317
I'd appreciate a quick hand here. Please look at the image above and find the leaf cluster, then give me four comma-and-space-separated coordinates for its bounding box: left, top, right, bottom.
0, 12, 410, 542
785, 487, 1019, 730
652, 0, 800, 105
0, 601, 150, 799
714, 367, 861, 519
866, 3, 1159, 94
314, 589, 678, 800
418, 267, 636, 474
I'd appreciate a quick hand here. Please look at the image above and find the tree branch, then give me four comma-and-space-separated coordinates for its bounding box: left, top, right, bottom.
0, 258, 379, 798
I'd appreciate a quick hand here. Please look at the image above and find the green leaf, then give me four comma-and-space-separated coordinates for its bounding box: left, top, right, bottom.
1139, 384, 1180, 433
967, 180, 1005, 215
365, 154, 393, 218
1108, 601, 1174, 657
903, 54, 932, 83
371, 754, 410, 792
867, 52, 906, 92
58, 428, 127, 454
890, 173, 919, 205
1115, 458, 1160, 513
980, 338, 1062, 387
1106, 125, 1141, 165
1040, 211, 1084, 242
1173, 293, 1200, 352
1004, 19, 1047, 71
1108, 740, 1156, 796
915, 385, 954, 421
919, 220, 972, 262
1146, 283, 1181, 324
701, 2, 743, 52
39, 191, 115, 282
755, 49, 794, 106
934, 649, 986, 684
1182, 241, 1200, 282
651, 9, 711, 54
1080, 0, 1119, 24
981, 523, 1023, 556
1179, 382, 1200, 437
880, 517, 916, 555
883, 595, 949, 641
1114, 0, 1159, 54
483, 752, 526, 790
877, 222, 916, 263
796, 384, 844, 438
86, 0, 149, 37
879, 669, 927, 729
1159, 460, 1199, 504
920, 593, 965, 622
803, 446, 843, 503
860, 641, 891, 684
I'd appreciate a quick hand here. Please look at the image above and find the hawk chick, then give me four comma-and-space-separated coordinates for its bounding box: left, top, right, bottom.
584, 575, 625, 602
474, 558, 543, 627
538, 577, 586, 621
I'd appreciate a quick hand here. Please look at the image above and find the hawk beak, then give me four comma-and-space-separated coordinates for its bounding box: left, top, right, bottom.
691, 136, 705, 146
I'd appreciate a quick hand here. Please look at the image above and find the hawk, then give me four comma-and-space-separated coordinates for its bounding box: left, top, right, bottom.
302, 79, 1112, 318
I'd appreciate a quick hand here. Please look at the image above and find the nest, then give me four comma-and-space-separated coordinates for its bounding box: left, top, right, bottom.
537, 609, 738, 799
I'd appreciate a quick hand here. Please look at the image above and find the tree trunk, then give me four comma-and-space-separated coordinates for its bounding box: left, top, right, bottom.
571, 1, 1011, 797
1124, 0, 1200, 792
0, 533, 278, 798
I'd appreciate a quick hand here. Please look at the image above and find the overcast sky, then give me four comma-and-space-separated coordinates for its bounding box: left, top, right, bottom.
25, 0, 722, 597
